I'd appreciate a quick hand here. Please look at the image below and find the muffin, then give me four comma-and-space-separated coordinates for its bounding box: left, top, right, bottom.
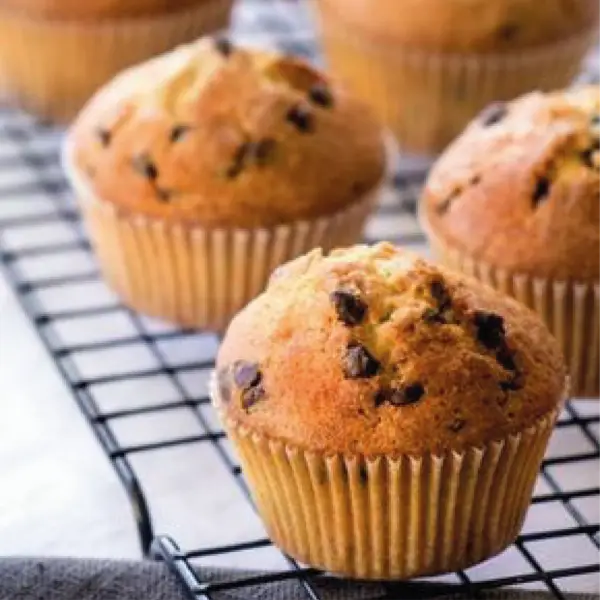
64, 38, 386, 331
0, 0, 233, 122
313, 0, 599, 155
213, 242, 566, 579
421, 85, 599, 398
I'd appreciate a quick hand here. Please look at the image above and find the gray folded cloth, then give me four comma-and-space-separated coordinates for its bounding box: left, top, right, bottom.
0, 558, 596, 600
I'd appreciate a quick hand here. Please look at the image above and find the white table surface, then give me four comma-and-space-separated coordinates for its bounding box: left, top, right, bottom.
0, 272, 140, 559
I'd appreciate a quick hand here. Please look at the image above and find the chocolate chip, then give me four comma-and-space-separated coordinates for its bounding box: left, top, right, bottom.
500, 376, 521, 391
374, 389, 387, 406
330, 289, 367, 326
252, 138, 277, 166
448, 418, 466, 432
225, 142, 251, 179
343, 343, 380, 379
422, 279, 454, 323
214, 37, 233, 57
286, 104, 313, 133
308, 84, 333, 108
479, 102, 507, 127
579, 145, 600, 169
581, 148, 596, 168
132, 153, 158, 180
387, 389, 412, 406
474, 311, 505, 349
232, 360, 261, 390
242, 383, 266, 410
156, 187, 172, 202
496, 345, 517, 372
375, 383, 425, 407
591, 114, 600, 126
532, 177, 551, 206
231, 361, 265, 410
170, 124, 191, 143
498, 22, 519, 41
95, 127, 111, 147
404, 383, 425, 404
430, 279, 451, 310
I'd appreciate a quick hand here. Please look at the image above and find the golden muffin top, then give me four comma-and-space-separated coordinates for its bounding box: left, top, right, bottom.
422, 86, 600, 280
215, 243, 566, 456
68, 37, 386, 228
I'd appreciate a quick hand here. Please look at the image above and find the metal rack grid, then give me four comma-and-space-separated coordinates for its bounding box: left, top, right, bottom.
0, 1, 598, 599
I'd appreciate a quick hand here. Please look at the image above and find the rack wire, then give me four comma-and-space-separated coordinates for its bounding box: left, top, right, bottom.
0, 1, 598, 598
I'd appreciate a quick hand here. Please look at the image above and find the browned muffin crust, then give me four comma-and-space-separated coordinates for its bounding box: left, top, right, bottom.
69, 38, 386, 228
0, 0, 208, 20
215, 243, 565, 456
316, 0, 599, 53
422, 86, 600, 281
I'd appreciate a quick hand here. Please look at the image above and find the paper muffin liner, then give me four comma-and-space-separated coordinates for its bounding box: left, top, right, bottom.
63, 150, 380, 332
0, 0, 233, 123
213, 376, 562, 580
424, 223, 599, 399
314, 5, 597, 155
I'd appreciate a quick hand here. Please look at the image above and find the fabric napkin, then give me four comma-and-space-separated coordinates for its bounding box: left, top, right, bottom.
0, 558, 597, 600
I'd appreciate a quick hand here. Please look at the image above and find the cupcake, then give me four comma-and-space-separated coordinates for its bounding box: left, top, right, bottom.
313, 0, 599, 155
213, 242, 566, 579
64, 38, 386, 331
0, 0, 234, 122
421, 85, 599, 398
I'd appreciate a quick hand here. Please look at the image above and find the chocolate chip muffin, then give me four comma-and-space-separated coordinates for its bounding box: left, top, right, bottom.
0, 0, 234, 122
64, 37, 386, 331
313, 0, 598, 154
213, 242, 566, 579
422, 85, 599, 397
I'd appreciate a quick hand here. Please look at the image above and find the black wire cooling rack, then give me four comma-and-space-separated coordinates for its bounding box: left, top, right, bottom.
0, 1, 599, 599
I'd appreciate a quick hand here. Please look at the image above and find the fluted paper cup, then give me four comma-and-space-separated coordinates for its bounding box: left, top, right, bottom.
63, 145, 381, 332
314, 2, 597, 155
423, 221, 599, 399
0, 0, 233, 123
212, 376, 562, 580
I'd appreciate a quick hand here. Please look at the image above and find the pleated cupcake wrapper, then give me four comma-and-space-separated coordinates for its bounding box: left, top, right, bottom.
314, 4, 597, 155
0, 0, 233, 123
64, 148, 380, 332
212, 377, 562, 580
423, 220, 599, 399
